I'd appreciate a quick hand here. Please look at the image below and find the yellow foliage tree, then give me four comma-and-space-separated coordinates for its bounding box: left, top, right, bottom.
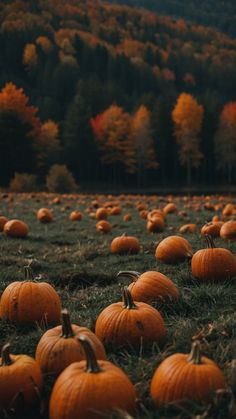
23, 43, 38, 69
34, 120, 61, 168
172, 93, 204, 184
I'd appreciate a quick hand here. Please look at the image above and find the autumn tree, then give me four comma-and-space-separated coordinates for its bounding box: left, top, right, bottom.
34, 120, 61, 171
131, 105, 158, 186
0, 83, 40, 185
172, 93, 204, 184
214, 102, 236, 183
91, 104, 135, 183
23, 43, 38, 70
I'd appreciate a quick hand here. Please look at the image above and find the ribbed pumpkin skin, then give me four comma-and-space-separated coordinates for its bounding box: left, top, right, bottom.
0, 352, 43, 410
201, 222, 224, 238
220, 220, 236, 242
49, 360, 136, 419
128, 271, 180, 303
150, 353, 226, 406
95, 301, 166, 346
155, 236, 192, 264
35, 325, 106, 376
111, 236, 140, 255
191, 248, 236, 281
0, 281, 61, 324
3, 219, 29, 238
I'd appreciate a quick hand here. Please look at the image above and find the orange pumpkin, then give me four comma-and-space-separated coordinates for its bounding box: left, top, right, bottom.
155, 235, 193, 264
95, 287, 166, 347
37, 208, 53, 223
96, 220, 112, 233
200, 221, 224, 238
35, 309, 106, 376
0, 215, 8, 232
0, 343, 43, 411
69, 211, 82, 221
179, 223, 197, 233
118, 270, 180, 303
191, 235, 236, 281
111, 235, 140, 255
49, 335, 136, 419
146, 216, 165, 233
3, 219, 29, 238
95, 207, 108, 220
163, 203, 177, 214
150, 341, 226, 406
220, 220, 236, 242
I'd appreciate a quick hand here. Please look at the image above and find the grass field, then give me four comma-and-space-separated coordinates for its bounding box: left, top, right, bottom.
0, 192, 235, 419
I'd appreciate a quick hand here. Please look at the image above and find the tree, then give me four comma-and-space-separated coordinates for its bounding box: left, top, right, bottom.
34, 120, 60, 171
172, 93, 204, 184
131, 105, 158, 186
214, 102, 236, 183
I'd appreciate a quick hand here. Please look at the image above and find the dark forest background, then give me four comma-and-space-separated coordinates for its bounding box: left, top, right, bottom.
0, 0, 236, 190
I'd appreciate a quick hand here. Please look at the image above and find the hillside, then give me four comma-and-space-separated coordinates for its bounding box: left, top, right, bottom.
0, 0, 236, 187
107, 0, 236, 37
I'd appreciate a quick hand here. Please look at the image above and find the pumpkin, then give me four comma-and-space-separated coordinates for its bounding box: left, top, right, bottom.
179, 223, 197, 233
49, 334, 136, 419
95, 207, 108, 220
148, 209, 165, 221
222, 203, 234, 216
37, 207, 53, 223
0, 267, 61, 325
147, 216, 165, 233
155, 235, 193, 264
69, 211, 82, 221
95, 287, 166, 347
220, 220, 236, 242
163, 203, 177, 214
123, 213, 132, 221
110, 206, 122, 215
139, 209, 148, 219
150, 340, 226, 406
35, 309, 106, 376
111, 235, 140, 255
0, 343, 43, 411
200, 221, 224, 238
96, 220, 112, 233
191, 235, 236, 281
3, 219, 29, 238
117, 270, 180, 303
0, 215, 8, 232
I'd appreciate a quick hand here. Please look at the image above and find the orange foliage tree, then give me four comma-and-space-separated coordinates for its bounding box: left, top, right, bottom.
23, 43, 38, 70
34, 120, 61, 169
131, 105, 158, 186
214, 102, 236, 183
172, 93, 204, 184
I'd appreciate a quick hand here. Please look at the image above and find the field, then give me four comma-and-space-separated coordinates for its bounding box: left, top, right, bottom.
0, 193, 236, 419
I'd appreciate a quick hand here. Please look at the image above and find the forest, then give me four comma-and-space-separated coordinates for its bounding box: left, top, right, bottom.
0, 0, 236, 189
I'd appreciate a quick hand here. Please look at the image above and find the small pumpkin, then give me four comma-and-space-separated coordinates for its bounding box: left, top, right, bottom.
200, 221, 224, 238
35, 309, 106, 376
118, 271, 180, 303
220, 220, 236, 242
111, 235, 140, 255
0, 215, 8, 232
69, 211, 82, 221
110, 206, 122, 215
150, 340, 226, 406
95, 207, 108, 220
0, 267, 61, 325
163, 203, 177, 214
0, 343, 43, 411
49, 335, 136, 419
222, 203, 234, 216
147, 216, 165, 233
3, 219, 29, 238
95, 287, 166, 347
123, 213, 132, 221
191, 235, 236, 281
96, 220, 112, 233
155, 235, 193, 264
179, 223, 197, 234
37, 208, 53, 223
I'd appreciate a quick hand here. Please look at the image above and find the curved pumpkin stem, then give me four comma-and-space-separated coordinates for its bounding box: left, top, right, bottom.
117, 271, 141, 281
1, 343, 12, 366
204, 234, 215, 249
61, 309, 74, 338
77, 335, 102, 373
24, 265, 34, 281
187, 341, 202, 364
122, 287, 137, 310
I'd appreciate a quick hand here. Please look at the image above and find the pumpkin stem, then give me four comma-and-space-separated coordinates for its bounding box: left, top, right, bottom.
117, 271, 141, 281
122, 287, 137, 309
187, 341, 202, 364
1, 343, 12, 366
77, 335, 102, 373
24, 265, 34, 281
205, 234, 215, 249
61, 309, 74, 338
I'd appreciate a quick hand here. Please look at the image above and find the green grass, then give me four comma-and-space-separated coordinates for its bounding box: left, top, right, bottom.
0, 193, 235, 418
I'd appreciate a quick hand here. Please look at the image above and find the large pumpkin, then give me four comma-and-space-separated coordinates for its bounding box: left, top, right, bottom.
35, 309, 106, 376
95, 287, 166, 347
117, 270, 180, 303
155, 235, 193, 264
49, 335, 136, 419
3, 219, 29, 238
0, 268, 61, 325
191, 235, 236, 281
150, 340, 226, 406
111, 235, 140, 255
0, 343, 43, 411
